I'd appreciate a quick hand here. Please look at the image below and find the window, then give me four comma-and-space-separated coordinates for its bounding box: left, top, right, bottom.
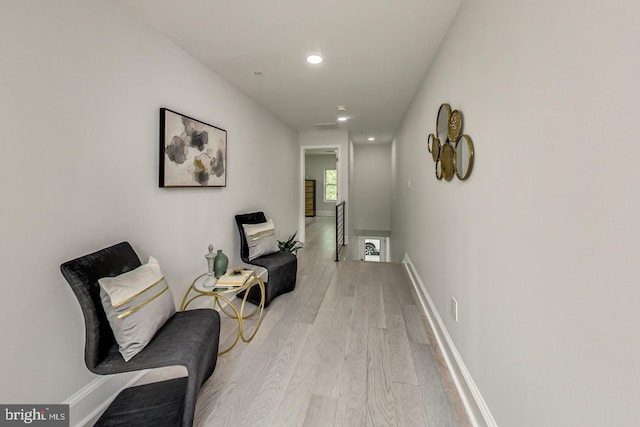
360, 236, 386, 262
364, 238, 381, 262
324, 169, 337, 201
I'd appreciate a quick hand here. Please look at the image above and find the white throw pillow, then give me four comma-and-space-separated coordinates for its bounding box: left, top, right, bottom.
98, 257, 175, 361
243, 219, 280, 261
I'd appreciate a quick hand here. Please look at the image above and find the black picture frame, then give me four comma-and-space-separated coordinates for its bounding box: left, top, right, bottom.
159, 108, 227, 187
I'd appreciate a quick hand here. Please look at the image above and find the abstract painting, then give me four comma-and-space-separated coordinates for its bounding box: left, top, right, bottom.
159, 108, 227, 187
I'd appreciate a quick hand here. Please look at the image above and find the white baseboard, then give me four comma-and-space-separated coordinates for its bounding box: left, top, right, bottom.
63, 371, 147, 427
402, 253, 497, 427
315, 211, 335, 217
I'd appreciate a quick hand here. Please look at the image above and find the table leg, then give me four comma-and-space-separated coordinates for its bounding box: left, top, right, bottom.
238, 277, 265, 343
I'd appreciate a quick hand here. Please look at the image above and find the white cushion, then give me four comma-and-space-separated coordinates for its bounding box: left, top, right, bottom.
243, 220, 280, 261
98, 257, 175, 361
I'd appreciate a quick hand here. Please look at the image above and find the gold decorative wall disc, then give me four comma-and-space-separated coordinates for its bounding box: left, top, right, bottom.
435, 160, 443, 180
436, 103, 451, 143
454, 135, 474, 180
448, 110, 462, 142
431, 136, 441, 162
441, 142, 454, 181
427, 133, 435, 153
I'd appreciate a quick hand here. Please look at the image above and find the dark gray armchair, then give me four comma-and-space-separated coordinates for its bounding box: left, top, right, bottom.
235, 212, 297, 307
60, 242, 220, 426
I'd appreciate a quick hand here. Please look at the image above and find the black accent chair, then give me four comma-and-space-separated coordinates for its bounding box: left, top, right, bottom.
60, 242, 220, 427
235, 212, 297, 307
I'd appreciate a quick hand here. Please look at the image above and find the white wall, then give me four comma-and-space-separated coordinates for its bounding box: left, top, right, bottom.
353, 144, 391, 231
304, 154, 337, 216
391, 0, 640, 425
0, 0, 298, 418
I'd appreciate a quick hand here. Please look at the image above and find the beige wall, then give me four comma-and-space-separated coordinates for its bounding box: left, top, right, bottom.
0, 0, 298, 422
391, 0, 640, 425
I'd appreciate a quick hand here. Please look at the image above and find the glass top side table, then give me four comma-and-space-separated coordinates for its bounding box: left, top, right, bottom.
179, 269, 265, 355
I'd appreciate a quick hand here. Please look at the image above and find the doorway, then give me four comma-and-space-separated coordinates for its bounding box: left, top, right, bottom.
299, 145, 340, 244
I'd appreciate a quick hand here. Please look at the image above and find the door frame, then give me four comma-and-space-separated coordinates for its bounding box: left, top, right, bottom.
299, 145, 341, 243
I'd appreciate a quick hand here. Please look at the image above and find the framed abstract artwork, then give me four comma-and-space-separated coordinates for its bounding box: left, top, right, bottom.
159, 108, 227, 187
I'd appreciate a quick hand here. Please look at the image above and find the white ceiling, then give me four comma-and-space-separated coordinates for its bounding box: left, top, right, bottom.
116, 0, 461, 145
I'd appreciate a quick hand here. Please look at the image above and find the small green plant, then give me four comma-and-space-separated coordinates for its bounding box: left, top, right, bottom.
278, 232, 303, 255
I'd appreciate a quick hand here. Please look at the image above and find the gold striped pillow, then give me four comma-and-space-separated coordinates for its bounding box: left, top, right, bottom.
242, 219, 280, 261
98, 257, 175, 361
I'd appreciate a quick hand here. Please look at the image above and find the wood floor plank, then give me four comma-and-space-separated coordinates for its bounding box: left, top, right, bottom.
196, 298, 309, 425
381, 261, 403, 319
421, 316, 473, 427
390, 262, 416, 305
333, 263, 369, 427
314, 298, 353, 397
365, 264, 386, 329
386, 314, 419, 386
410, 341, 461, 427
380, 262, 420, 386
271, 308, 339, 426
335, 260, 359, 298
194, 298, 294, 422
272, 356, 316, 426
402, 304, 430, 344
302, 394, 338, 427
273, 273, 350, 424
366, 327, 397, 426
333, 351, 368, 427
393, 382, 431, 427
240, 321, 312, 427
296, 262, 336, 325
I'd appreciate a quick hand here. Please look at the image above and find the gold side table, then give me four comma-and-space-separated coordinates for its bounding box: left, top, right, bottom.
180, 270, 265, 355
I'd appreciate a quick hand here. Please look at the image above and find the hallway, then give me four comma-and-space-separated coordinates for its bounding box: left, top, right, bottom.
185, 217, 469, 426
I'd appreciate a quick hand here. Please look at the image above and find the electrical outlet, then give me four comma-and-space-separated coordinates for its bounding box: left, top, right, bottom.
451, 297, 458, 322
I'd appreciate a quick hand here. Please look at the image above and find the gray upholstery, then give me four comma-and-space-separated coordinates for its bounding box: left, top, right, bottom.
60, 242, 220, 427
94, 378, 187, 426
235, 212, 297, 307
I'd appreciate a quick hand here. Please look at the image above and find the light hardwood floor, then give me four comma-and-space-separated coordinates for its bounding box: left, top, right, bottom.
144, 217, 470, 426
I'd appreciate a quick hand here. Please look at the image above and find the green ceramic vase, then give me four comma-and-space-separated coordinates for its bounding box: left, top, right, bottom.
214, 249, 228, 279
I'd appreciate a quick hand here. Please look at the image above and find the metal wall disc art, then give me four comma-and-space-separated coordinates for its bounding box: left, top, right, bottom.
426, 103, 475, 182
454, 134, 474, 181
436, 103, 451, 143
431, 136, 441, 162
441, 142, 455, 181
448, 110, 462, 142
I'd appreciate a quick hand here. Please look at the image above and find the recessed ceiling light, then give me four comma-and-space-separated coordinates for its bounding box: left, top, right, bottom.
368, 137, 375, 141
337, 116, 348, 122
306, 55, 323, 64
